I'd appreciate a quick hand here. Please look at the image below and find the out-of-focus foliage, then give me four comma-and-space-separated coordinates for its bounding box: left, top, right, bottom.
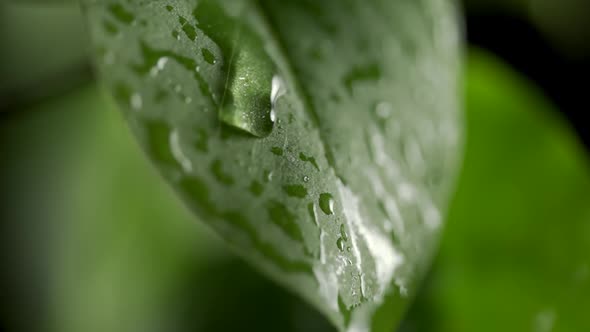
0, 1, 88, 108
402, 50, 590, 332
465, 0, 590, 57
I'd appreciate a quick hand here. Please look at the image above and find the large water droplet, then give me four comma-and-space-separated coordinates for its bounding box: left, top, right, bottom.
218, 74, 282, 138
150, 56, 169, 77
193, 0, 280, 138
319, 193, 335, 215
337, 237, 345, 251
201, 48, 217, 65
271, 75, 287, 110
178, 16, 197, 41
339, 224, 349, 241
264, 170, 274, 182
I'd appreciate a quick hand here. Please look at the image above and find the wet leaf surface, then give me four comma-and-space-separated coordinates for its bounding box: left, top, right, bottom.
82, 0, 462, 330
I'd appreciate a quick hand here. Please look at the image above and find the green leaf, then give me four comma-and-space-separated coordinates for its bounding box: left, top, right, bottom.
82, 0, 462, 330
402, 50, 590, 331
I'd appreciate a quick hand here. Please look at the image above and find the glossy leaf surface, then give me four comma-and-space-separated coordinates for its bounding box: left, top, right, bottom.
83, 0, 462, 330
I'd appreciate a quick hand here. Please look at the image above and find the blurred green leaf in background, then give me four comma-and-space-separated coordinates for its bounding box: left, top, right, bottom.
402, 50, 590, 332
0, 1, 89, 110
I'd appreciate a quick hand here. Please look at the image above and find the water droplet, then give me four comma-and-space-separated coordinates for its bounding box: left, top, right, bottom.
150, 56, 169, 76
337, 237, 345, 251
157, 57, 169, 70
130, 93, 143, 110
178, 16, 197, 41
271, 75, 286, 110
303, 176, 310, 182
133, 43, 212, 104
265, 171, 274, 182
398, 283, 408, 298
219, 74, 282, 138
143, 120, 177, 166
375, 101, 392, 119
270, 109, 277, 123
319, 193, 335, 215
283, 184, 308, 198
201, 48, 217, 65
193, 2, 280, 138
299, 153, 320, 171
308, 203, 319, 226
534, 309, 556, 332
339, 224, 349, 241
169, 130, 192, 173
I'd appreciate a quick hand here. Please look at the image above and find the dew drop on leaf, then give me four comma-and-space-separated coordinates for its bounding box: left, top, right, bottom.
339, 224, 349, 241
201, 48, 217, 65
337, 237, 345, 251
283, 184, 308, 198
319, 193, 335, 215
191, 0, 279, 138
130, 93, 143, 110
